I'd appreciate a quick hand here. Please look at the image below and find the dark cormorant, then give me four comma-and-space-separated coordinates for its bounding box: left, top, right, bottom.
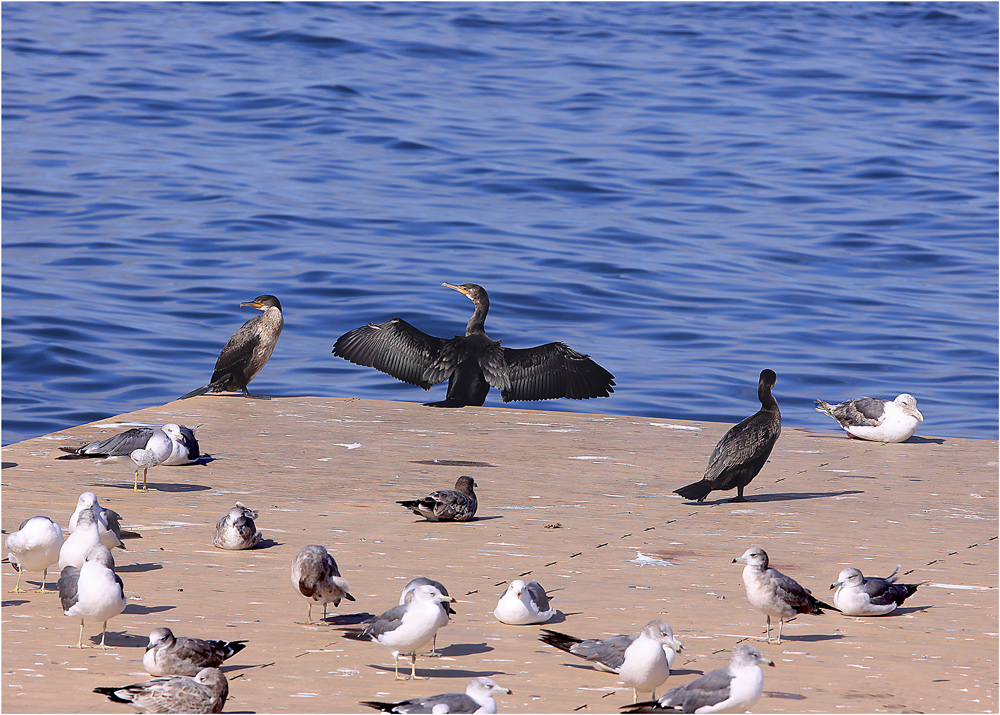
332, 283, 615, 407
674, 369, 780, 503
179, 295, 283, 400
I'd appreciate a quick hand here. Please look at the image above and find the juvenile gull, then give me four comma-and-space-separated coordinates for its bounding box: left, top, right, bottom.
831, 566, 920, 616
360, 676, 512, 714
342, 583, 456, 680
494, 578, 554, 625
58, 544, 126, 648
674, 369, 780, 502
541, 620, 683, 702
59, 507, 103, 571
815, 393, 923, 442
143, 626, 248, 676
733, 546, 834, 643
622, 643, 774, 714
290, 545, 355, 622
179, 294, 284, 400
69, 492, 125, 550
59, 424, 200, 465
94, 667, 228, 714
5, 515, 63, 593
400, 577, 453, 656
212, 502, 263, 550
397, 476, 478, 522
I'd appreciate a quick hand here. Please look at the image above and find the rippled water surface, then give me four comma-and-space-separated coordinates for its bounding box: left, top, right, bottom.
3, 2, 997, 445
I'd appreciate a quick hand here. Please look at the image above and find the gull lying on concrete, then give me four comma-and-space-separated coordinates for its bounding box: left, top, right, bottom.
343, 583, 456, 680
58, 544, 126, 649
5, 515, 63, 593
400, 577, 453, 656
69, 492, 125, 550
622, 643, 774, 714
94, 667, 228, 713
494, 578, 554, 625
212, 502, 263, 550
733, 546, 835, 643
542, 620, 683, 702
360, 676, 512, 713
831, 566, 920, 616
291, 545, 355, 622
815, 393, 923, 442
143, 627, 248, 676
397, 476, 478, 522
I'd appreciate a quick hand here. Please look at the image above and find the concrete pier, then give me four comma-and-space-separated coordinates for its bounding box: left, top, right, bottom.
2, 396, 996, 712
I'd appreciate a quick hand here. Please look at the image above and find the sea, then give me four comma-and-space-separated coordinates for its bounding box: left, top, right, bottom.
3, 2, 997, 446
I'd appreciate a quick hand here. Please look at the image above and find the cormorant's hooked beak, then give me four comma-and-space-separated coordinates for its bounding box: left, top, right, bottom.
442, 282, 470, 297
240, 299, 267, 311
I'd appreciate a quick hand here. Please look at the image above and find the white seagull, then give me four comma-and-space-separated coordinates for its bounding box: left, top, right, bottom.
143, 627, 248, 677
343, 583, 456, 680
815, 393, 923, 442
622, 643, 774, 714
59, 506, 104, 571
493, 578, 554, 625
290, 545, 355, 622
5, 515, 64, 593
360, 676, 512, 714
94, 667, 228, 714
831, 566, 920, 616
212, 502, 263, 550
58, 544, 126, 649
399, 577, 453, 656
59, 423, 200, 465
69, 492, 125, 550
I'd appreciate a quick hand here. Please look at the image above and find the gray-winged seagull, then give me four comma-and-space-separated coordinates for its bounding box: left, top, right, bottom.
494, 578, 554, 625
815, 393, 923, 442
831, 566, 919, 616
58, 544, 126, 648
5, 515, 63, 593
143, 626, 248, 677
360, 676, 512, 713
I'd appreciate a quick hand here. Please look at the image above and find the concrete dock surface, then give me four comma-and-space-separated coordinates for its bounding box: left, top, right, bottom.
2, 395, 997, 713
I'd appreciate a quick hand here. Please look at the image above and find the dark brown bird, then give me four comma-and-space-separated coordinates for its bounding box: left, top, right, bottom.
397, 476, 478, 522
674, 369, 780, 503
332, 283, 614, 407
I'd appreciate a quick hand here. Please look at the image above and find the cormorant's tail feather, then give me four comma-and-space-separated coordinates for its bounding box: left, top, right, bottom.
178, 384, 213, 400
674, 480, 712, 502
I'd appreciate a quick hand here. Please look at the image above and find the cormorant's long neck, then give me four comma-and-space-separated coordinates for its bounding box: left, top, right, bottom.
759, 383, 779, 413
466, 296, 489, 336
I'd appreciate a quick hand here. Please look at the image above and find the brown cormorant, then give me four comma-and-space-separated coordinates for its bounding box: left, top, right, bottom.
674, 369, 780, 502
332, 283, 615, 407
179, 295, 283, 400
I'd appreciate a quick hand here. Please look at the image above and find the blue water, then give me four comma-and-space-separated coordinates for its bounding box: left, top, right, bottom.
3, 2, 997, 446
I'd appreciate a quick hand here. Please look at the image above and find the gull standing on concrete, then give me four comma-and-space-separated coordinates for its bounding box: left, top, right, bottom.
143, 627, 248, 676
733, 546, 834, 643
58, 544, 126, 649
622, 644, 774, 714
397, 476, 478, 522
815, 393, 923, 442
342, 583, 456, 680
94, 667, 228, 714
494, 578, 554, 625
5, 515, 63, 593
179, 294, 284, 400
541, 620, 683, 702
400, 577, 453, 656
360, 676, 512, 713
674, 369, 780, 502
58, 424, 200, 466
212, 502, 263, 550
59, 507, 103, 571
291, 545, 355, 622
831, 566, 920, 616
69, 492, 125, 550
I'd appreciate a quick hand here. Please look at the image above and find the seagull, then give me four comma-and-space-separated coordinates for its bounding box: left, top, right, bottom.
5, 515, 63, 593
400, 577, 453, 656
674, 369, 781, 502
143, 627, 248, 677
360, 676, 512, 714
541, 620, 683, 702
493, 578, 554, 625
290, 545, 355, 622
58, 424, 200, 466
397, 476, 478, 522
621, 644, 774, 714
342, 583, 456, 680
94, 667, 228, 714
212, 502, 263, 550
179, 294, 284, 400
58, 544, 126, 649
831, 566, 920, 616
815, 393, 923, 442
59, 506, 104, 571
69, 492, 125, 550
733, 546, 835, 643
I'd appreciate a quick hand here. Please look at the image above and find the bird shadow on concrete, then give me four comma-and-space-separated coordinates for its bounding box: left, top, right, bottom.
116, 562, 164, 574
322, 611, 377, 626
2, 599, 30, 608
94, 482, 212, 492
775, 633, 844, 643
903, 436, 946, 445
368, 664, 506, 679
893, 604, 933, 615
99, 630, 149, 648
123, 604, 175, 616
2, 461, 17, 469
694, 490, 864, 505
764, 691, 807, 701
432, 642, 494, 657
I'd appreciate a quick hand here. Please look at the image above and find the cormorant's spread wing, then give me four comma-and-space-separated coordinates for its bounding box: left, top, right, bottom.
211, 314, 263, 384
333, 319, 445, 389
499, 342, 615, 402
